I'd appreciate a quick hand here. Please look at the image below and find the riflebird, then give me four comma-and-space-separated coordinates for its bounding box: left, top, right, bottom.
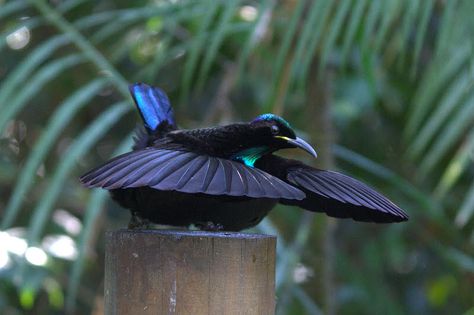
80, 83, 408, 231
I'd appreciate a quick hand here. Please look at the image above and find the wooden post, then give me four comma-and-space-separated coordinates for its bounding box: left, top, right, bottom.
105, 229, 276, 315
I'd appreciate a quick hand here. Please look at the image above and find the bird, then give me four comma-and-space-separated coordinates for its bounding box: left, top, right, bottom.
80, 83, 408, 231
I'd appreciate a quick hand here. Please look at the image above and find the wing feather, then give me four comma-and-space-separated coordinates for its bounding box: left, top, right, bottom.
175, 154, 208, 189
254, 155, 408, 223
317, 171, 401, 214
104, 150, 181, 188
206, 159, 227, 195
201, 157, 219, 192
240, 165, 265, 195
287, 168, 407, 222
80, 149, 305, 200
231, 163, 248, 195
82, 150, 175, 187
223, 160, 233, 194
81, 149, 155, 185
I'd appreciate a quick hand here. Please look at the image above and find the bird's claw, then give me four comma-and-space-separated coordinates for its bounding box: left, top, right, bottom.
128, 213, 152, 230
196, 221, 224, 231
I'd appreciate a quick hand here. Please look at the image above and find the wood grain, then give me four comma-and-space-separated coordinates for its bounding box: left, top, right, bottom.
105, 229, 276, 315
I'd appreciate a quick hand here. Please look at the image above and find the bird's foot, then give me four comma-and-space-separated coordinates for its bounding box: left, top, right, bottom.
196, 221, 224, 232
128, 214, 152, 230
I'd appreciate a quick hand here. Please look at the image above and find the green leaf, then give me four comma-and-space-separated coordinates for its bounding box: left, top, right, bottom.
65, 190, 108, 313
404, 44, 470, 138
1, 79, 108, 229
90, 3, 198, 43
445, 247, 474, 273
410, 0, 434, 77
0, 0, 29, 21
0, 3, 141, 122
26, 101, 130, 244
264, 0, 307, 112
65, 134, 134, 313
275, 213, 314, 289
0, 0, 87, 53
19, 287, 35, 310
57, 0, 89, 12
180, 0, 220, 103
455, 180, 474, 227
0, 35, 70, 110
397, 0, 420, 69
434, 0, 459, 57
275, 213, 315, 313
0, 54, 85, 133
318, 0, 351, 73
372, 0, 402, 56
297, 0, 335, 89
290, 0, 325, 83
419, 92, 474, 176
340, 0, 367, 67
291, 286, 323, 315
407, 70, 470, 160
135, 36, 172, 82
360, 0, 381, 57
435, 129, 474, 198
44, 278, 64, 309
29, 0, 129, 97
195, 0, 241, 92
334, 145, 442, 219
257, 219, 322, 314
235, 0, 273, 83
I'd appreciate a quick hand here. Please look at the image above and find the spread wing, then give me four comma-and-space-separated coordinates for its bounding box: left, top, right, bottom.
80, 148, 305, 200
255, 155, 408, 223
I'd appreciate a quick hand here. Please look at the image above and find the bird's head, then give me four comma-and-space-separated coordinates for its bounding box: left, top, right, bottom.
249, 114, 317, 158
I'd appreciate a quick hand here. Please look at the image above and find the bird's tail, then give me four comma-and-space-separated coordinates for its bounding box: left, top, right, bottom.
129, 83, 176, 132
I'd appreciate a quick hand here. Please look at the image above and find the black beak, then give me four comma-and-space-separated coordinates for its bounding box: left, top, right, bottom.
275, 136, 318, 158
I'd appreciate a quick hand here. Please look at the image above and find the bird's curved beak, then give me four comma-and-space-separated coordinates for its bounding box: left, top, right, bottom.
275, 136, 318, 158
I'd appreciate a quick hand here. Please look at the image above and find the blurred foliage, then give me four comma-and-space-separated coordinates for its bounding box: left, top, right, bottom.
1, 0, 474, 314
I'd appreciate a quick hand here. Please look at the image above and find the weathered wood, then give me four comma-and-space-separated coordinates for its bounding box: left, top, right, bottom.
105, 229, 276, 315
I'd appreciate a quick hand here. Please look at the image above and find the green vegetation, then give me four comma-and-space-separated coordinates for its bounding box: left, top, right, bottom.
1, 0, 473, 314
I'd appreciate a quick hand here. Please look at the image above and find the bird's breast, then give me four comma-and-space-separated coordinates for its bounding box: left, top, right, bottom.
111, 187, 278, 231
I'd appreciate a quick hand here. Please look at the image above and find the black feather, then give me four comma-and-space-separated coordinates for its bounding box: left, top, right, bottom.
80, 83, 408, 230
256, 155, 408, 223
80, 149, 305, 200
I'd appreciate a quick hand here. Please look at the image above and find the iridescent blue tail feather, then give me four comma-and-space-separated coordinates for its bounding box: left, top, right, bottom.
129, 83, 176, 131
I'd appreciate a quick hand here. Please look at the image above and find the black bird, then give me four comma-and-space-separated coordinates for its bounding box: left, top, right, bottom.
80, 83, 408, 231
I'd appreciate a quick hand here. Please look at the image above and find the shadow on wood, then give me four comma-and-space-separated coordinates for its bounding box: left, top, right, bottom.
105, 229, 276, 315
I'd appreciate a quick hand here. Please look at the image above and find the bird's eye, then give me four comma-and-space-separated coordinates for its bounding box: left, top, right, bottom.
271, 125, 279, 135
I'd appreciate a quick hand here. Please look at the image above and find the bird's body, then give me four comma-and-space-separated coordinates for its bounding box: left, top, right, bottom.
111, 187, 276, 231
80, 83, 408, 231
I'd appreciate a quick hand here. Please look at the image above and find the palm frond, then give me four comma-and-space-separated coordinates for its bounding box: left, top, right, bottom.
410, 0, 434, 77
295, 0, 334, 89
2, 79, 108, 229
66, 134, 134, 312
339, 0, 367, 66
264, 0, 307, 112
180, 0, 220, 102
0, 54, 86, 132
29, 0, 129, 95
26, 102, 129, 244
195, 0, 241, 91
